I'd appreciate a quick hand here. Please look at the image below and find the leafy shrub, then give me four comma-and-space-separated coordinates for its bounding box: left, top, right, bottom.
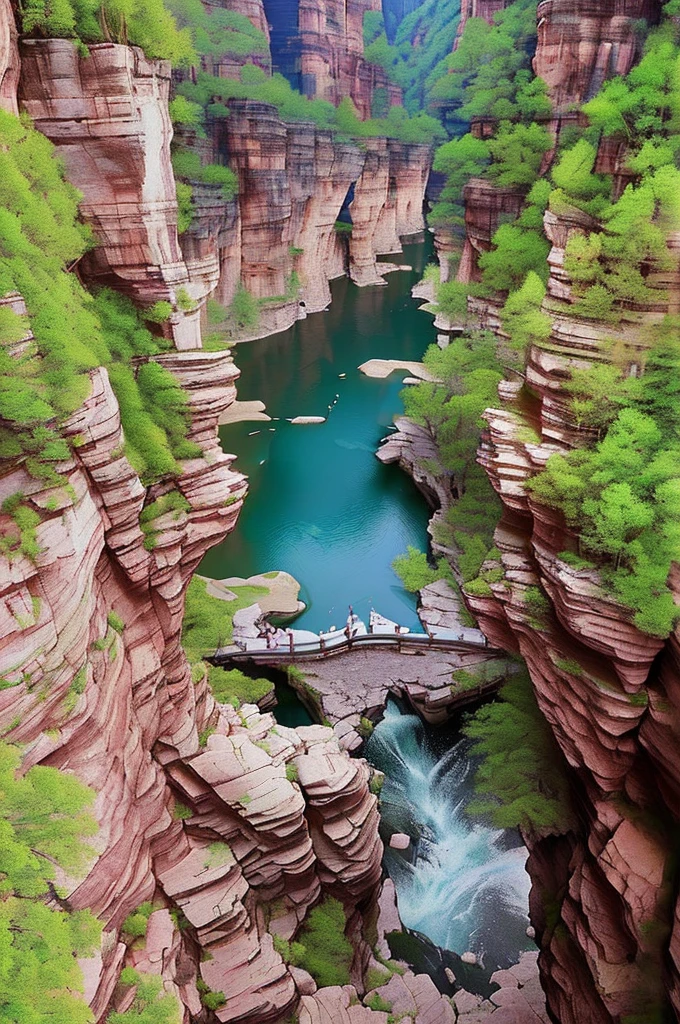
206, 665, 273, 707
463, 672, 576, 834
143, 301, 173, 325
108, 970, 180, 1022
293, 898, 353, 988
121, 902, 154, 941
19, 0, 195, 65
0, 741, 101, 1023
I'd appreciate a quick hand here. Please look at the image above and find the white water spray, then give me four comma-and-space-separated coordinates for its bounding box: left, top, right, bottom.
365, 700, 533, 971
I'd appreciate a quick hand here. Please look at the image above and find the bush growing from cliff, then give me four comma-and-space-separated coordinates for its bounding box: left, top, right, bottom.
19, 0, 196, 65
463, 672, 576, 835
426, 1, 544, 130
399, 333, 504, 588
529, 327, 680, 636
107, 970, 180, 1023
292, 898, 354, 988
0, 741, 102, 1024
166, 0, 268, 59
0, 109, 201, 487
392, 546, 452, 592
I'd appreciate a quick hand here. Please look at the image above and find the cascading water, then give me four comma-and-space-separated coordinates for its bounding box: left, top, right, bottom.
365, 699, 534, 974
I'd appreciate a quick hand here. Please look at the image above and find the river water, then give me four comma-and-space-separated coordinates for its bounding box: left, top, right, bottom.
365, 699, 533, 974
199, 242, 432, 632
202, 242, 532, 975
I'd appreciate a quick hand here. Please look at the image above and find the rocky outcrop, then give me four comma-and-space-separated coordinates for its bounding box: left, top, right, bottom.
465, 174, 680, 1020
188, 100, 430, 331
534, 0, 661, 114
455, 177, 526, 284
349, 138, 431, 286
298, 0, 401, 118
0, 0, 19, 114
19, 39, 201, 349
455, 0, 508, 46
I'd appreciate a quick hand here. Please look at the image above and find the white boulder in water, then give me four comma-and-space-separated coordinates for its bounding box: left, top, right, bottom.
389, 833, 411, 850
461, 951, 477, 965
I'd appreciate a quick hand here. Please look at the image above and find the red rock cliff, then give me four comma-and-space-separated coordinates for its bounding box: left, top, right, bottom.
465, 185, 680, 1024
19, 39, 203, 350
2, 28, 387, 1023
534, 0, 661, 113
298, 0, 401, 117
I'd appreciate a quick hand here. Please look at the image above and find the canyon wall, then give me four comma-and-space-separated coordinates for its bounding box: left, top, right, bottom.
449, 4, 680, 1022
2, 22, 395, 1024
297, 0, 401, 117
469, 193, 680, 1024
180, 98, 431, 336
533, 0, 660, 113
19, 39, 203, 350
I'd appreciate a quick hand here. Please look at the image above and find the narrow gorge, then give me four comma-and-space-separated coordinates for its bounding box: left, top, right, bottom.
2, 1, 680, 1024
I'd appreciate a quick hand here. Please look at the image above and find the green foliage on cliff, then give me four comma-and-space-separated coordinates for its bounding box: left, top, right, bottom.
0, 741, 101, 1024
182, 576, 275, 707
176, 67, 444, 144
392, 546, 452, 591
288, 898, 353, 988
463, 672, 576, 834
529, 320, 680, 636
362, 0, 462, 115
399, 332, 503, 584
166, 0, 268, 58
426, 1, 546, 130
0, 111, 199, 487
107, 970, 180, 1023
19, 0, 195, 65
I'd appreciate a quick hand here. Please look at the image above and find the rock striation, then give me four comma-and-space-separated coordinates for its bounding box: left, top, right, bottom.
297, 0, 401, 118
466, 182, 680, 1023
186, 98, 431, 336
2, 22, 396, 1023
534, 0, 661, 114
19, 39, 202, 350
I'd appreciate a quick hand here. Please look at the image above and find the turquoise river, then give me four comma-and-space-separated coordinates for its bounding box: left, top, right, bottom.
199, 241, 433, 631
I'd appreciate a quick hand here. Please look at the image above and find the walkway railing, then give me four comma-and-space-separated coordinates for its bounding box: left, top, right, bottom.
213, 628, 499, 664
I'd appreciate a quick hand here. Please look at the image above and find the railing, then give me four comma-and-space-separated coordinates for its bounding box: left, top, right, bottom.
213, 629, 499, 664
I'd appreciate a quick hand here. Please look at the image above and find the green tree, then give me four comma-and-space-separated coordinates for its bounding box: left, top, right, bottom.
0, 742, 101, 1024
463, 672, 576, 834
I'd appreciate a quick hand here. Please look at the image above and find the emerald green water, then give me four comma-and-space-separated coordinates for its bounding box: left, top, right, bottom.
200, 241, 435, 632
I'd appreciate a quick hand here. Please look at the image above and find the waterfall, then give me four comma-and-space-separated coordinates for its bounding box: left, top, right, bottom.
365, 699, 533, 972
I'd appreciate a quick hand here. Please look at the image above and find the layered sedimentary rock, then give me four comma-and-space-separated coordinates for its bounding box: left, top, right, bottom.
465, 179, 680, 1021
201, 0, 272, 77
297, 0, 401, 117
534, 0, 662, 113
349, 138, 431, 286
19, 39, 201, 349
185, 100, 430, 333
455, 0, 508, 45
454, 177, 526, 284
0, 0, 19, 114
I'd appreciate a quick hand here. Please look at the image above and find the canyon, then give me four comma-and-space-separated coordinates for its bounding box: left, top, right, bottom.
4, 0, 680, 1022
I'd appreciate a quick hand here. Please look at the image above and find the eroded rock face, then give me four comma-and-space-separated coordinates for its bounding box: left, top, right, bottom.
349, 138, 431, 287
0, 0, 19, 114
534, 0, 662, 113
469, 193, 680, 1022
455, 177, 526, 285
19, 39, 201, 349
196, 100, 430, 330
298, 0, 401, 118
